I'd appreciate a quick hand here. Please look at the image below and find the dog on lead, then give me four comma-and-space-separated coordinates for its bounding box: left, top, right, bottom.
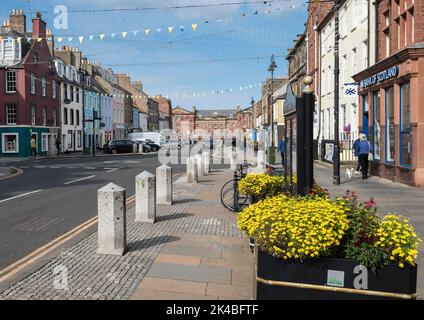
345, 168, 354, 180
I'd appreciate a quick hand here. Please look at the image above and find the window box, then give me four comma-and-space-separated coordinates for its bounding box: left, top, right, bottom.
255, 249, 417, 300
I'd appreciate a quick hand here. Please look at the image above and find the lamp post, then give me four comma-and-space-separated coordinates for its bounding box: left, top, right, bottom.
250, 97, 255, 139
268, 55, 277, 164
333, 0, 341, 185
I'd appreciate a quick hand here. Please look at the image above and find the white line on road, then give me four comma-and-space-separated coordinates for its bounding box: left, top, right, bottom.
105, 168, 120, 173
0, 189, 43, 204
64, 175, 96, 185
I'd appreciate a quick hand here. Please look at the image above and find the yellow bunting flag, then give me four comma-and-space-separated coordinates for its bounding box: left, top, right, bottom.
168, 26, 174, 33
79, 36, 84, 44
37, 37, 42, 42
57, 37, 63, 43
17, 37, 22, 43
144, 29, 151, 35
191, 24, 198, 32
99, 34, 105, 40
121, 32, 127, 38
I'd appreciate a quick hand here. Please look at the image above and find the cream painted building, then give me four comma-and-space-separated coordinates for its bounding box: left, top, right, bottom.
318, 0, 376, 143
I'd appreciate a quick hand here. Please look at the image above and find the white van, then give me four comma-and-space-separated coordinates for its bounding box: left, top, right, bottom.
129, 132, 166, 145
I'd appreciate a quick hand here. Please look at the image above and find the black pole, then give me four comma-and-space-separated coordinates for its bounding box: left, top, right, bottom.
333, 0, 341, 185
303, 77, 314, 193
296, 97, 306, 196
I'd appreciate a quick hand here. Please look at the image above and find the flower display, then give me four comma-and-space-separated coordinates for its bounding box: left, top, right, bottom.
238, 187, 422, 270
374, 215, 422, 268
238, 194, 349, 260
238, 174, 288, 199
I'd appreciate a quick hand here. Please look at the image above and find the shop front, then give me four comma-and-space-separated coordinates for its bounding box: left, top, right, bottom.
353, 47, 424, 186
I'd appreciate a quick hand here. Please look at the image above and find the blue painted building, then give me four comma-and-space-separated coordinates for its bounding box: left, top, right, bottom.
82, 74, 101, 152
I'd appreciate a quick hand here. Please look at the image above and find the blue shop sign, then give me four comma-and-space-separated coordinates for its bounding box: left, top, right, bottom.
360, 66, 399, 88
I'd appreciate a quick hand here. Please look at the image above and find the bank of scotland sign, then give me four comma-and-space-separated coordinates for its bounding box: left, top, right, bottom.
360, 66, 399, 89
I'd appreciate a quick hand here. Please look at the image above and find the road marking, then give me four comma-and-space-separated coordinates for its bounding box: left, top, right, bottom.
0, 195, 135, 282
105, 168, 120, 173
83, 167, 96, 170
64, 175, 96, 185
0, 189, 43, 204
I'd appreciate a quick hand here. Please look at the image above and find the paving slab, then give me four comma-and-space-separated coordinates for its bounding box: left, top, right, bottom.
146, 262, 232, 285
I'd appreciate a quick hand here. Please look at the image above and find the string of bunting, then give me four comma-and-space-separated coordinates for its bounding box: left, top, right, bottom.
22, 71, 264, 100
0, 4, 298, 44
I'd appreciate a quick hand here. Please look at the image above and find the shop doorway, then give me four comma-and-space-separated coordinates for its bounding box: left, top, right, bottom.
363, 110, 369, 138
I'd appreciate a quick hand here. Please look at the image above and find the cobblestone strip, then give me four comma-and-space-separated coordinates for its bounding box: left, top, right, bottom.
0, 179, 242, 300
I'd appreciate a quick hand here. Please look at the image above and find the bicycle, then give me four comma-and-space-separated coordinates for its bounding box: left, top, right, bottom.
220, 162, 251, 212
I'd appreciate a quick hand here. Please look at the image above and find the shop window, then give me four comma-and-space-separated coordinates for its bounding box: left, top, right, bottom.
385, 87, 395, 163
400, 81, 412, 166
372, 91, 381, 160
2, 133, 19, 153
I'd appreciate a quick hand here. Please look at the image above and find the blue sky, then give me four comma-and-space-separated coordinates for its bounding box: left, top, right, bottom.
1, 0, 307, 110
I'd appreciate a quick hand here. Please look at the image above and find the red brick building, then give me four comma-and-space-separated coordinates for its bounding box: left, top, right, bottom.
353, 0, 424, 186
0, 10, 60, 157
172, 106, 196, 138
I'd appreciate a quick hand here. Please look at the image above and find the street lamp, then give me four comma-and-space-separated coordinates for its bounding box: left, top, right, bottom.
333, 0, 341, 185
250, 97, 255, 138
268, 54, 277, 164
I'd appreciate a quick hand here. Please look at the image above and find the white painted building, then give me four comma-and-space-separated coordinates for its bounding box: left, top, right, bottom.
318, 0, 375, 143
54, 58, 84, 152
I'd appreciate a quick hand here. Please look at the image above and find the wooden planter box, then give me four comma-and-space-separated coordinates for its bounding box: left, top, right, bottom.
255, 248, 417, 300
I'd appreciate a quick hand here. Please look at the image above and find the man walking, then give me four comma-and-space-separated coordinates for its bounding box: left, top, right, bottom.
278, 137, 286, 167
30, 135, 37, 157
55, 137, 61, 156
358, 134, 370, 179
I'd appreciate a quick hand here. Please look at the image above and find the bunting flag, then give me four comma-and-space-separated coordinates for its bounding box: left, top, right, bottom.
57, 37, 63, 43
79, 36, 84, 44
47, 5, 297, 43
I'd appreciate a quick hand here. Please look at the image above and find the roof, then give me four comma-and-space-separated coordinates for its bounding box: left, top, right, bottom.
172, 106, 194, 115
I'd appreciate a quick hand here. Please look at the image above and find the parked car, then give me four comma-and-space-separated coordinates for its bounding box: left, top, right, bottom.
128, 132, 166, 145
162, 139, 182, 150
106, 139, 138, 154
142, 139, 161, 152
133, 140, 152, 153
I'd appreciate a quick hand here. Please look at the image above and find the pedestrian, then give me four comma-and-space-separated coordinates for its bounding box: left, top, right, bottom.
30, 136, 37, 157
55, 137, 61, 156
278, 137, 286, 167
353, 135, 361, 175
358, 133, 371, 180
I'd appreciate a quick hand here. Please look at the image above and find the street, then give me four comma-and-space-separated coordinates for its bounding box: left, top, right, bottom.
0, 154, 186, 270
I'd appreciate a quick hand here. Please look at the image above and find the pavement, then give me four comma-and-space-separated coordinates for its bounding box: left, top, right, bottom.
0, 164, 253, 300
314, 161, 424, 298
0, 152, 187, 274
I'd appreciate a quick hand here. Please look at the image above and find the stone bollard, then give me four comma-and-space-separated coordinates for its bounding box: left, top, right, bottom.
97, 183, 127, 256
156, 164, 172, 205
257, 150, 265, 168
230, 151, 237, 170
195, 154, 204, 177
202, 152, 210, 173
138, 144, 144, 154
133, 143, 138, 153
135, 171, 156, 223
186, 156, 198, 183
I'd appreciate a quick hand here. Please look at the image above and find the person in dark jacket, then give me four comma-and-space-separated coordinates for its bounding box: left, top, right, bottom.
353, 136, 361, 175
358, 134, 370, 179
278, 138, 286, 167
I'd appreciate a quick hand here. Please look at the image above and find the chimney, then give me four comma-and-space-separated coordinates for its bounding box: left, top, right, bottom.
32, 11, 46, 39
9, 9, 26, 34
131, 81, 143, 92
117, 74, 131, 87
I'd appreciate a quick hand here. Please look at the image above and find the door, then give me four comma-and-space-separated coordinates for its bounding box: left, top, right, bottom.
363, 111, 369, 138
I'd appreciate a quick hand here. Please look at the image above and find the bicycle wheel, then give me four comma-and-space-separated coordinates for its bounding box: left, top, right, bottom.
220, 180, 236, 212
236, 190, 249, 211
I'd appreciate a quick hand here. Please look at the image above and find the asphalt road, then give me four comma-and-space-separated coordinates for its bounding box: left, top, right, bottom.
0, 153, 188, 270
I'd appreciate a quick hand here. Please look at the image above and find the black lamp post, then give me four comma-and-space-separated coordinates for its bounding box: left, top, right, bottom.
268, 55, 277, 164
333, 0, 341, 185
